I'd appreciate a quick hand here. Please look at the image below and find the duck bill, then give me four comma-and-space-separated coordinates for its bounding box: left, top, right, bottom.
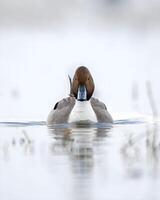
77, 85, 87, 101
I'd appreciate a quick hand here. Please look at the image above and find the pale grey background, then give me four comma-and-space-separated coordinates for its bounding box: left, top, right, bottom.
0, 0, 159, 121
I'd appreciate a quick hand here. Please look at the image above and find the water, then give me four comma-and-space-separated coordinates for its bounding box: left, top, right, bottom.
0, 119, 160, 200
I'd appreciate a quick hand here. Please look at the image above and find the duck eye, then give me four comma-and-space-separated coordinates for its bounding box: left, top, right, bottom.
88, 77, 90, 81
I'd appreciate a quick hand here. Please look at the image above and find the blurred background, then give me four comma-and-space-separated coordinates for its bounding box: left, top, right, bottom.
0, 0, 160, 121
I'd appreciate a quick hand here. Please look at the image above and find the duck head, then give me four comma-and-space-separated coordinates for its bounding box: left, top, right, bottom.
71, 66, 95, 101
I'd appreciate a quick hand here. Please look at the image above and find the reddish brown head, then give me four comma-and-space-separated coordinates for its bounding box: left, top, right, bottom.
71, 66, 95, 101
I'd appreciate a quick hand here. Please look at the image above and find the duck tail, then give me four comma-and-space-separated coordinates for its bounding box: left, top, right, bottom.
68, 75, 74, 97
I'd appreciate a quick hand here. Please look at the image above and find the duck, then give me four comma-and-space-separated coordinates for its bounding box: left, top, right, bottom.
47, 66, 113, 125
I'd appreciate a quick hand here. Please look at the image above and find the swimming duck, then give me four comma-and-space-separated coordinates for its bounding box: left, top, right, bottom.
47, 66, 113, 125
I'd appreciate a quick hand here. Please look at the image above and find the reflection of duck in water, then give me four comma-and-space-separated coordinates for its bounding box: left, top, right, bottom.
48, 126, 112, 174
47, 66, 113, 125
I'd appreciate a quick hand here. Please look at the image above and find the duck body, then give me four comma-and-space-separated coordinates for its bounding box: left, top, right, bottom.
47, 66, 113, 126
47, 97, 113, 125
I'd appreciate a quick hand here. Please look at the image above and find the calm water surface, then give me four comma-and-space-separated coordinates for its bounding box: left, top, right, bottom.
0, 119, 160, 200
